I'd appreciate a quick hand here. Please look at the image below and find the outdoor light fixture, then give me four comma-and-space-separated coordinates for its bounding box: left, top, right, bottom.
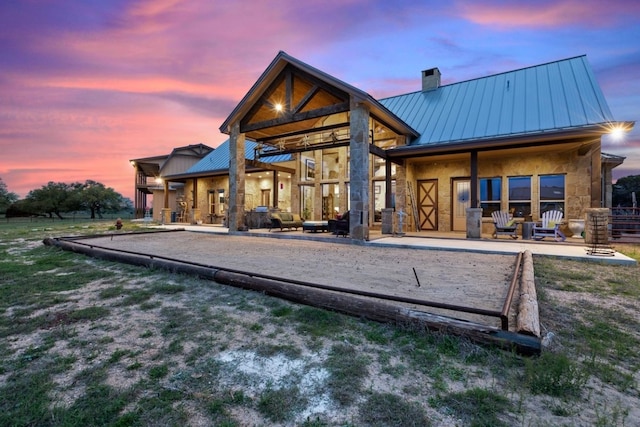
600, 121, 635, 145
274, 103, 283, 112
154, 177, 163, 184
609, 126, 626, 142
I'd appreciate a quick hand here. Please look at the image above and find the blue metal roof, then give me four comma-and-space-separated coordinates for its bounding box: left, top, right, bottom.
379, 55, 614, 146
186, 139, 292, 174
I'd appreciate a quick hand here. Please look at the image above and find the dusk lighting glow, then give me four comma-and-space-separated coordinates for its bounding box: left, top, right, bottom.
609, 126, 627, 142
0, 1, 638, 202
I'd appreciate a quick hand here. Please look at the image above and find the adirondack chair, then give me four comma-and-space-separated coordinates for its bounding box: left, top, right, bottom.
533, 210, 566, 241
491, 211, 519, 239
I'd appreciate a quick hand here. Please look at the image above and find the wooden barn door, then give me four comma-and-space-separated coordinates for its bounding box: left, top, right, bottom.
417, 179, 438, 231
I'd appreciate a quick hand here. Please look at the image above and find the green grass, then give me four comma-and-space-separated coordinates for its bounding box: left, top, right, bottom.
0, 220, 639, 425
432, 387, 512, 426
258, 386, 305, 422
524, 352, 588, 398
360, 392, 431, 426
326, 343, 370, 405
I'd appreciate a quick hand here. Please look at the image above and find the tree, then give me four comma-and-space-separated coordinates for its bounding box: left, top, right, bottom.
22, 181, 80, 219
613, 175, 640, 207
0, 178, 19, 214
73, 180, 124, 219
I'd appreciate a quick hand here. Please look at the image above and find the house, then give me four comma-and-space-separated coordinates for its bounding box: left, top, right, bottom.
129, 143, 213, 220
153, 52, 634, 240
163, 139, 293, 224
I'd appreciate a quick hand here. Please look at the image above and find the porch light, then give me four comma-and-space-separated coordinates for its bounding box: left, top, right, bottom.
609, 126, 626, 142
154, 177, 163, 185
274, 103, 283, 112
604, 121, 634, 144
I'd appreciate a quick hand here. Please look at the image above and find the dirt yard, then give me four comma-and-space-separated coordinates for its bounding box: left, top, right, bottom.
77, 230, 521, 329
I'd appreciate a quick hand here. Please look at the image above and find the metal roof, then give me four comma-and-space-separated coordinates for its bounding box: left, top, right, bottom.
184, 139, 292, 175
380, 55, 615, 147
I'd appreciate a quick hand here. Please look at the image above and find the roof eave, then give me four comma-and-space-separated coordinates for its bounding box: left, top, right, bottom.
387, 122, 634, 158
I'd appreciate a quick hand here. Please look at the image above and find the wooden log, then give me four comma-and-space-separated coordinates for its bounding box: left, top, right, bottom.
517, 250, 541, 337
43, 237, 541, 355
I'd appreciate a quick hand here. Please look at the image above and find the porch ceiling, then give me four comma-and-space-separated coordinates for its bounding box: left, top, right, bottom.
220, 51, 418, 156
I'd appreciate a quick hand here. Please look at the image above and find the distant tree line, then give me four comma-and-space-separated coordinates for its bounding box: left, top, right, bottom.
0, 178, 132, 219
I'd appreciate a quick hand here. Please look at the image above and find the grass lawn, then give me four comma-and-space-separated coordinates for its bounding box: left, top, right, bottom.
1, 219, 639, 426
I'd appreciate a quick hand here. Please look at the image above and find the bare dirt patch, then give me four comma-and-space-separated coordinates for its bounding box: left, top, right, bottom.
77, 230, 519, 329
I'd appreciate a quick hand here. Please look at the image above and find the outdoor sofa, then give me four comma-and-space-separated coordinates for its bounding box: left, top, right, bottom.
269, 212, 304, 231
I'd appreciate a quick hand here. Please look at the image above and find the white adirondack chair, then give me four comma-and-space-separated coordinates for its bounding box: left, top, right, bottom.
491, 211, 519, 239
533, 210, 566, 241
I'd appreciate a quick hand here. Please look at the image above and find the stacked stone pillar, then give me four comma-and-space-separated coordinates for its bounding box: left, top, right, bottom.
229, 123, 246, 231
584, 208, 610, 245
349, 100, 370, 241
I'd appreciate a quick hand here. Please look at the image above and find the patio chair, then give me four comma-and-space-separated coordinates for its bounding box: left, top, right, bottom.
533, 210, 566, 241
491, 211, 519, 239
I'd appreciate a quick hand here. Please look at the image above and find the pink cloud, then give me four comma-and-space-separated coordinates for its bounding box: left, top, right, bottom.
457, 0, 640, 29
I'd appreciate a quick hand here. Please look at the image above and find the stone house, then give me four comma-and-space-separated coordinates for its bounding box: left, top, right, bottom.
129, 143, 213, 220
152, 52, 634, 240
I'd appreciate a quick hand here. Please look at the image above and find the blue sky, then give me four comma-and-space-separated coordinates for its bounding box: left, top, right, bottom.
1, 0, 638, 200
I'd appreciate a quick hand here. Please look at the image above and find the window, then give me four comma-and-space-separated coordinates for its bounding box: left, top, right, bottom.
539, 174, 565, 214
508, 176, 531, 218
372, 157, 396, 177
322, 151, 339, 180
480, 177, 501, 217
300, 185, 314, 220
372, 180, 396, 222
321, 183, 341, 219
208, 190, 216, 215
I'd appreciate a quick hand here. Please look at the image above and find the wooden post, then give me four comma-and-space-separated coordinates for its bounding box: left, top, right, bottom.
517, 250, 540, 337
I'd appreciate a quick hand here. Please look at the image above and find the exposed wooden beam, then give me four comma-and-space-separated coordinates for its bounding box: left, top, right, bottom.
240, 102, 349, 133
258, 122, 350, 142
259, 140, 351, 157
246, 159, 296, 174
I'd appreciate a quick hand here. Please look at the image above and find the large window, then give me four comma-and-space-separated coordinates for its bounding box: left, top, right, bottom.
508, 176, 531, 218
322, 151, 339, 180
539, 174, 565, 214
372, 157, 396, 177
372, 180, 395, 222
300, 185, 314, 220
322, 183, 341, 219
480, 177, 501, 217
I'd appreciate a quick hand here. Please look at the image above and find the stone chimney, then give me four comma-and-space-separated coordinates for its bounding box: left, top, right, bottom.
422, 67, 441, 91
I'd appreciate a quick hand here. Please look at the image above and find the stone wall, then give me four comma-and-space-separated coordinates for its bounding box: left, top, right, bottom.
405, 144, 597, 234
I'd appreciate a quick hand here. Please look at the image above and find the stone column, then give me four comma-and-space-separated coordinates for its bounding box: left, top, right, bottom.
466, 207, 482, 239
161, 180, 170, 224
381, 208, 394, 234
349, 100, 370, 241
585, 208, 609, 245
161, 208, 171, 224
229, 122, 246, 231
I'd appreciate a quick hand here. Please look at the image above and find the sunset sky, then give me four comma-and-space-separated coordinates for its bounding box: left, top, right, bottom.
1, 0, 639, 202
